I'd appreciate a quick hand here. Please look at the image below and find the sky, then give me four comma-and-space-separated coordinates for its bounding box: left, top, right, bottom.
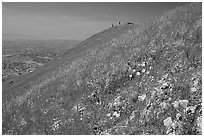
2, 2, 187, 40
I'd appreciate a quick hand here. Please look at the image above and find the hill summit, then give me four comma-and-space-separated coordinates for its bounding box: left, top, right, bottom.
2, 3, 202, 135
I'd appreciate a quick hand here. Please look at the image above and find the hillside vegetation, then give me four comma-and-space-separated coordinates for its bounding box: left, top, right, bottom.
2, 3, 202, 135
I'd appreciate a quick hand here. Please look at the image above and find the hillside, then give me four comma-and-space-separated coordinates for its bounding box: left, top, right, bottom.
2, 39, 80, 94
2, 3, 202, 135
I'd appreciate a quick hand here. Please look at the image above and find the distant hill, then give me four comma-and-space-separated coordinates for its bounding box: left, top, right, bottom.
2, 3, 202, 135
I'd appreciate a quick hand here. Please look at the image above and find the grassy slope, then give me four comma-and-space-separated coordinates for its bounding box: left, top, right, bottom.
2, 39, 80, 94
2, 25, 133, 97
2, 3, 202, 135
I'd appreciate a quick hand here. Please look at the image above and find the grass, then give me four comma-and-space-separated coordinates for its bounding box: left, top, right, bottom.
2, 3, 202, 135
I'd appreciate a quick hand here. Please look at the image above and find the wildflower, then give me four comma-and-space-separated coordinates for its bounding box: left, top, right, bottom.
179, 100, 189, 109
113, 111, 120, 117
138, 93, 146, 101
172, 101, 179, 109
136, 72, 141, 75
164, 117, 172, 127
176, 113, 182, 121
107, 113, 111, 117
141, 62, 146, 67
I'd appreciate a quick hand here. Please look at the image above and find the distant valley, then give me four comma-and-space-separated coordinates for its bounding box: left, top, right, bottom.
2, 39, 80, 85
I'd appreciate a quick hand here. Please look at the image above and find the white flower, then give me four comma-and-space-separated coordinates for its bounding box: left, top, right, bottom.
179, 100, 189, 109
191, 87, 197, 92
113, 111, 120, 117
107, 113, 111, 117
141, 62, 146, 67
163, 117, 172, 127
176, 113, 182, 120
172, 101, 179, 109
160, 102, 167, 109
136, 72, 141, 75
138, 94, 146, 101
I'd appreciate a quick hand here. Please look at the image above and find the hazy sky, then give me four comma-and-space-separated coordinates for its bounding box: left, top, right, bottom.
2, 2, 186, 40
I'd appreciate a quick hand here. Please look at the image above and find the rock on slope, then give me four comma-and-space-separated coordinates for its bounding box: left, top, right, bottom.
2, 3, 202, 135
